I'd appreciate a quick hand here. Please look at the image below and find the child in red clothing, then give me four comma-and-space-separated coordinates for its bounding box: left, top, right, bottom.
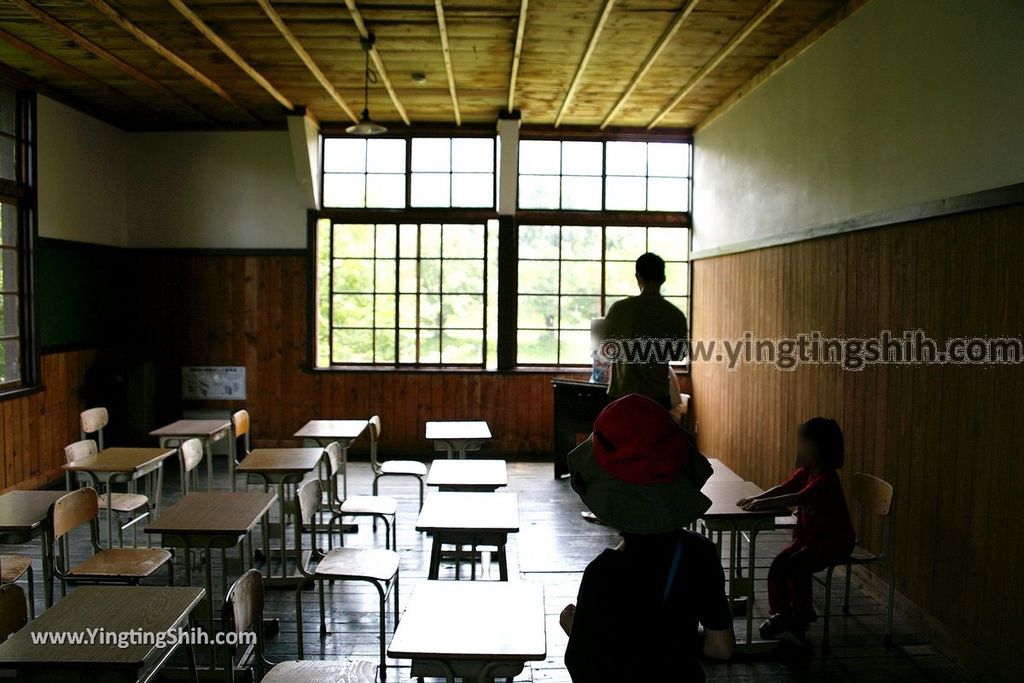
737, 417, 855, 645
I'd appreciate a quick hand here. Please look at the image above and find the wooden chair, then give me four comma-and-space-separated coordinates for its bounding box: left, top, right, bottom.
180, 437, 205, 496
222, 568, 377, 683
0, 584, 27, 643
369, 416, 426, 510
0, 555, 34, 620
293, 479, 399, 678
64, 440, 150, 547
48, 487, 173, 589
823, 473, 896, 647
322, 442, 398, 551
79, 407, 109, 450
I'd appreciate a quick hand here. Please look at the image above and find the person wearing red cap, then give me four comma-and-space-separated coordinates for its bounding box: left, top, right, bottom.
561, 394, 735, 681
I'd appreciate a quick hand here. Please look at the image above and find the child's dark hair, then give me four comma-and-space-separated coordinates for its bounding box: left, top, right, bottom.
635, 252, 666, 284
799, 417, 844, 469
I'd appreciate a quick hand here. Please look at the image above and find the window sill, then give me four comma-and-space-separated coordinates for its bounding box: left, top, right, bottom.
304, 364, 689, 376
0, 384, 43, 403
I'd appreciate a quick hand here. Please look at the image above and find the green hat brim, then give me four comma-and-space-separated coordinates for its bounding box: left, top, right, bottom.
568, 436, 712, 534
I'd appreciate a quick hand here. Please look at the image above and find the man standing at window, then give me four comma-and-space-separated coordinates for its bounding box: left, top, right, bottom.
601, 253, 688, 409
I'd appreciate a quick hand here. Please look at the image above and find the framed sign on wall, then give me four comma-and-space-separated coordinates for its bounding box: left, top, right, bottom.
181, 366, 246, 400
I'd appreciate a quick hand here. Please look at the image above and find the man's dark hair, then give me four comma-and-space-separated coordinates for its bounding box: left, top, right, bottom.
635, 252, 666, 285
799, 417, 845, 469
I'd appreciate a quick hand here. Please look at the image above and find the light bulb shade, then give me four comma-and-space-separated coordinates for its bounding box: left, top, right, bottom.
347, 109, 387, 136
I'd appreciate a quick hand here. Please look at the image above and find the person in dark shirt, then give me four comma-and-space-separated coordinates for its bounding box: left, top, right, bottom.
562, 394, 735, 681
738, 417, 856, 645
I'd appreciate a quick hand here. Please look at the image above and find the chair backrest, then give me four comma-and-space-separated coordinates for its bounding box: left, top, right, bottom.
222, 568, 267, 680
0, 584, 27, 642
50, 487, 99, 543
232, 410, 251, 461
851, 472, 895, 557
296, 479, 322, 528
80, 408, 109, 449
181, 438, 204, 495
323, 442, 342, 478
369, 415, 382, 470
64, 439, 98, 466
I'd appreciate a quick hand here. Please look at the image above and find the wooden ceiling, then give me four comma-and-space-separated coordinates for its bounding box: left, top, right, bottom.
0, 0, 858, 131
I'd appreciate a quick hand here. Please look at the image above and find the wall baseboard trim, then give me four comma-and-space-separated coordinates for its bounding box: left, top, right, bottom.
691, 182, 1024, 260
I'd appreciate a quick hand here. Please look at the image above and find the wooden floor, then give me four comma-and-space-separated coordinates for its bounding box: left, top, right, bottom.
10, 460, 973, 682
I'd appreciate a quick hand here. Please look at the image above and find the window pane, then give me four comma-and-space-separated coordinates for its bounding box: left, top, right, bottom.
518, 295, 558, 328
332, 293, 373, 327
560, 225, 602, 260
375, 224, 397, 258
0, 89, 15, 136
559, 330, 591, 365
518, 225, 560, 260
561, 296, 601, 329
323, 138, 366, 173
606, 141, 647, 175
0, 248, 17, 292
419, 259, 441, 292
419, 329, 441, 363
420, 224, 442, 258
519, 175, 559, 209
605, 261, 637, 297
0, 203, 16, 247
366, 138, 406, 173
442, 330, 483, 364
443, 224, 484, 258
398, 294, 417, 327
411, 173, 450, 207
443, 294, 484, 328
517, 329, 557, 364
375, 330, 396, 363
647, 227, 686, 257
411, 138, 450, 172
323, 174, 365, 208
375, 294, 396, 327
647, 177, 688, 211
398, 259, 418, 293
0, 339, 19, 384
331, 259, 374, 293
0, 139, 16, 182
375, 264, 396, 292
605, 226, 648, 260
366, 173, 405, 208
398, 329, 418, 362
451, 173, 493, 208
399, 223, 418, 258
648, 142, 689, 177
442, 259, 484, 293
560, 261, 601, 294
519, 260, 558, 294
519, 140, 560, 174
560, 141, 602, 176
605, 176, 647, 210
333, 224, 375, 258
333, 328, 373, 363
661, 262, 689, 296
419, 293, 441, 328
561, 176, 602, 210
452, 138, 494, 172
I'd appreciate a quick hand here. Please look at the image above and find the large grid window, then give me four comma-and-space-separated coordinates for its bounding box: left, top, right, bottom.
314, 219, 498, 367
517, 139, 691, 212
323, 138, 407, 208
517, 225, 689, 365
411, 137, 495, 208
0, 84, 34, 392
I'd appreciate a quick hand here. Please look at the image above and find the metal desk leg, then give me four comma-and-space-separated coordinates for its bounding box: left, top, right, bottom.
41, 531, 53, 608
228, 429, 237, 493
203, 439, 214, 493
340, 441, 349, 499
277, 483, 288, 577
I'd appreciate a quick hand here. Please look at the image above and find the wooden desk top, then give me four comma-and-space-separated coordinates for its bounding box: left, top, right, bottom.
62, 447, 175, 474
235, 448, 324, 474
425, 420, 492, 441
0, 490, 67, 532
0, 585, 204, 669
701, 480, 777, 518
145, 492, 277, 536
426, 459, 508, 488
708, 458, 743, 482
294, 419, 368, 440
150, 419, 231, 438
416, 492, 519, 533
388, 581, 546, 662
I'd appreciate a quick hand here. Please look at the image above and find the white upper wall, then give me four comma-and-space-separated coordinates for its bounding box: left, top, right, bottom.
126, 131, 307, 249
37, 97, 129, 247
692, 0, 1024, 255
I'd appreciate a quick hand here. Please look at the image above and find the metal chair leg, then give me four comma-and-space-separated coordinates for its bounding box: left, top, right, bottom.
295, 584, 305, 659
885, 563, 896, 646
26, 565, 35, 620
823, 565, 835, 648
319, 580, 327, 635
843, 563, 853, 614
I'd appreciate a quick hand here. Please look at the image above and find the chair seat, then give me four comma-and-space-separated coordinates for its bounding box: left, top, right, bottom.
314, 548, 399, 582
263, 660, 377, 683
774, 513, 797, 528
379, 460, 426, 476
0, 555, 31, 583
340, 495, 397, 516
847, 544, 882, 564
69, 548, 171, 579
99, 493, 149, 513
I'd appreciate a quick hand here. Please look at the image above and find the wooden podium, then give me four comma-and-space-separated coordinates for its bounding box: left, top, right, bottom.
550, 378, 609, 479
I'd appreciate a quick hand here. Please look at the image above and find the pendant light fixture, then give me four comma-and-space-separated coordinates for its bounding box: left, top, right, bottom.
347, 33, 387, 136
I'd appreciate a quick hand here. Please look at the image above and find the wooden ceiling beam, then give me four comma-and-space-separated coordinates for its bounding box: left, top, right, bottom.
646, 0, 785, 129
255, 0, 358, 123
554, 0, 616, 128
167, 0, 293, 111
343, 0, 411, 126
506, 0, 529, 113
8, 0, 213, 122
433, 0, 461, 126
600, 0, 700, 129
698, 0, 873, 131
83, 0, 242, 111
